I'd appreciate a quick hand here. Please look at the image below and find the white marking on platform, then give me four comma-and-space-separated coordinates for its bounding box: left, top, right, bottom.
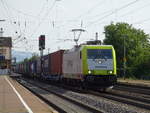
5, 76, 34, 113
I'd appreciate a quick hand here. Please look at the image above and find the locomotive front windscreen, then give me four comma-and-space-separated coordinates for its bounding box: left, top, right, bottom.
87, 49, 113, 70
87, 49, 112, 59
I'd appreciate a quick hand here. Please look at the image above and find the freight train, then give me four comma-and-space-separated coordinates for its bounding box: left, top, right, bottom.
13, 45, 117, 90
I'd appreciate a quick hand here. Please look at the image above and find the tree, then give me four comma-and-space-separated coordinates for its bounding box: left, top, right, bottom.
20, 53, 39, 63
29, 53, 39, 61
23, 58, 28, 63
103, 22, 150, 79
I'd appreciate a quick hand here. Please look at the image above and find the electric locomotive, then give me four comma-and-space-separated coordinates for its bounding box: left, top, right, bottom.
63, 45, 117, 89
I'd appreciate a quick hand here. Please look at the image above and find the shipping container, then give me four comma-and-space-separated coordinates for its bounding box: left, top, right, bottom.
24, 62, 27, 74
22, 63, 25, 74
20, 64, 22, 73
26, 62, 30, 75
51, 50, 64, 75
42, 54, 51, 75
36, 57, 41, 76
18, 64, 21, 74
30, 60, 37, 75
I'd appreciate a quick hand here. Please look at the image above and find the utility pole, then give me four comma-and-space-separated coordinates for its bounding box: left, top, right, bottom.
0, 28, 4, 37
123, 35, 127, 78
0, 19, 6, 37
39, 35, 45, 77
95, 32, 98, 41
48, 48, 50, 54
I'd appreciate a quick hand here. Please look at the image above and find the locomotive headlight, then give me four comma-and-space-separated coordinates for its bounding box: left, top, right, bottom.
109, 71, 113, 74
88, 70, 91, 74
98, 60, 102, 64
95, 59, 102, 64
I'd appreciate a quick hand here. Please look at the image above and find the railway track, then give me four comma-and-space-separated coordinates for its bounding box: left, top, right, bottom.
60, 83, 150, 111
87, 83, 150, 111
16, 78, 103, 113
52, 81, 150, 112
15, 77, 150, 113
89, 90, 150, 111
49, 79, 150, 111
114, 83, 150, 96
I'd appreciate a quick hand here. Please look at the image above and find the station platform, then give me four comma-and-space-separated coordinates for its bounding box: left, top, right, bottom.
0, 75, 57, 113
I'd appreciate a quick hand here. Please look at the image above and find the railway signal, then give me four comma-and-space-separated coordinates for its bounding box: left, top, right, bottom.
39, 35, 45, 50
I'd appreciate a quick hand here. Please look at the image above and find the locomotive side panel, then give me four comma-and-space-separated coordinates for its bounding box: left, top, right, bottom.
63, 48, 82, 79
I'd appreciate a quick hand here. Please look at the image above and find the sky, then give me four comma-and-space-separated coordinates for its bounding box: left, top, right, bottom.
0, 0, 150, 55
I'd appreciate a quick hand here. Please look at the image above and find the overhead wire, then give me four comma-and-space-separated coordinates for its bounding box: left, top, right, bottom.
3, 0, 48, 50
53, 0, 108, 34
120, 1, 150, 18
0, 0, 18, 35
30, 0, 56, 38
0, 1, 6, 18
75, 0, 107, 19
36, 1, 48, 17
6, 6, 38, 19
3, 0, 149, 52
4, 1, 51, 22
0, 0, 29, 50
1, 0, 29, 51
85, 0, 140, 27
133, 17, 150, 25
9, 1, 48, 51
25, 0, 56, 52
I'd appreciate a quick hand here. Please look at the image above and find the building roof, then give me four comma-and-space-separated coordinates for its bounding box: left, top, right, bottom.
0, 37, 12, 47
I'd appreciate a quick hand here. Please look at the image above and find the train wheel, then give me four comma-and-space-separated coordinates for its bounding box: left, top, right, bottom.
81, 82, 88, 91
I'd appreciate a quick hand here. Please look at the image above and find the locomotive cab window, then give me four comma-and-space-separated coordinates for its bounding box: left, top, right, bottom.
87, 49, 112, 59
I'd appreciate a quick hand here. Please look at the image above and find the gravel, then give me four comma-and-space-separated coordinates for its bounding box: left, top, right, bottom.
43, 84, 150, 113
23, 79, 150, 113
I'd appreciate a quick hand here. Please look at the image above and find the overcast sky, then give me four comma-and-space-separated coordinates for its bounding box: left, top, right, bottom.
0, 0, 150, 54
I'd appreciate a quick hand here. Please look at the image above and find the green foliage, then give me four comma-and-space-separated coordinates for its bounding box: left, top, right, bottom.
18, 53, 39, 64
23, 58, 29, 63
28, 54, 39, 61
103, 22, 150, 79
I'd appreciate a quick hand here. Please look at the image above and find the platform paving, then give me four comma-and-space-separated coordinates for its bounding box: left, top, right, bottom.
0, 75, 27, 113
0, 75, 57, 113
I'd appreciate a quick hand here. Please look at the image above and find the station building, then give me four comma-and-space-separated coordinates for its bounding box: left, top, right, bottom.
0, 37, 12, 74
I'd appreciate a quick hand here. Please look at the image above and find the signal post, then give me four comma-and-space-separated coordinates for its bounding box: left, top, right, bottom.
39, 35, 45, 77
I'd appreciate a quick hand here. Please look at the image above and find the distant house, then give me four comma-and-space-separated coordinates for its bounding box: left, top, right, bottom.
0, 37, 12, 74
